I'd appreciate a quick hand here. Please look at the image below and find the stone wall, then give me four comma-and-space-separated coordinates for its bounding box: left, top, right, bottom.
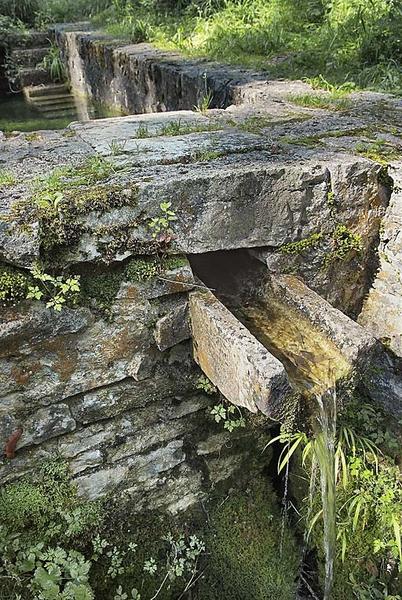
0, 257, 272, 510
54, 25, 275, 114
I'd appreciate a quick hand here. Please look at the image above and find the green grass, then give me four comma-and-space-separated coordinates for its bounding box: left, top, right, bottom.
4, 1, 402, 95
287, 93, 352, 111
0, 116, 74, 133
91, 0, 402, 96
133, 120, 222, 139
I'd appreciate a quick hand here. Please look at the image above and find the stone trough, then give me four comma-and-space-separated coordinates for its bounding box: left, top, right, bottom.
0, 24, 401, 506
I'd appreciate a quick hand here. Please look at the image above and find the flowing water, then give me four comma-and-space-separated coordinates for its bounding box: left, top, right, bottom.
234, 296, 344, 599
312, 388, 337, 600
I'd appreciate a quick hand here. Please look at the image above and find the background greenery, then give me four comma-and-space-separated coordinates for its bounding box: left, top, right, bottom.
1, 1, 401, 93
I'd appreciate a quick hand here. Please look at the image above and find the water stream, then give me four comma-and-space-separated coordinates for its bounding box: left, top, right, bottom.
312, 387, 337, 600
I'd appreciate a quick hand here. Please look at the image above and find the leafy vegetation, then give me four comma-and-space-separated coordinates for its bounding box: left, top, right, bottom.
211, 401, 246, 432
272, 395, 402, 599
40, 42, 65, 82
0, 262, 80, 311
4, 1, 401, 94
280, 231, 323, 255
89, 0, 402, 95
0, 458, 206, 600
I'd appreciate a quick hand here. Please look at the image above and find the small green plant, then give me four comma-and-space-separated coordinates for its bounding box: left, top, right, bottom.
135, 124, 151, 139
280, 232, 323, 255
196, 374, 217, 395
40, 42, 65, 82
0, 170, 16, 187
148, 201, 177, 240
211, 402, 246, 432
194, 73, 213, 114
195, 89, 214, 114
323, 225, 362, 267
268, 395, 402, 598
327, 190, 336, 208
109, 139, 127, 155
26, 263, 80, 311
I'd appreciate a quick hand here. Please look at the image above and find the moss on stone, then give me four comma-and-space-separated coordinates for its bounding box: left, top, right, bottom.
125, 256, 160, 282
355, 139, 401, 164
236, 115, 274, 134
323, 224, 362, 268
8, 156, 139, 257
0, 458, 102, 545
0, 170, 16, 187
280, 232, 323, 255
163, 255, 188, 271
79, 255, 188, 317
197, 478, 300, 600
80, 266, 125, 318
0, 264, 30, 306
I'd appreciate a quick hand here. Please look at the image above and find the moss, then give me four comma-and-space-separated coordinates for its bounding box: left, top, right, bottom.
125, 255, 187, 282
163, 255, 188, 270
0, 170, 16, 187
354, 138, 401, 164
11, 176, 139, 256
79, 255, 187, 317
197, 478, 300, 600
79, 266, 125, 319
281, 134, 323, 147
280, 232, 323, 255
323, 224, 362, 267
0, 264, 30, 306
25, 132, 41, 142
125, 256, 160, 282
236, 115, 274, 134
0, 458, 102, 545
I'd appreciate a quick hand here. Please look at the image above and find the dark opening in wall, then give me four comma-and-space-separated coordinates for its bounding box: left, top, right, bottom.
188, 248, 266, 307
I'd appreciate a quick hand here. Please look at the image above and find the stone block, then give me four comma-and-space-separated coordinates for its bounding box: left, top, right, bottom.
18, 404, 76, 449
189, 288, 292, 418
154, 302, 191, 351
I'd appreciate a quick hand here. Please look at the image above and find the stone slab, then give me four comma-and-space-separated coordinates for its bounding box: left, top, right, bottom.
189, 288, 292, 417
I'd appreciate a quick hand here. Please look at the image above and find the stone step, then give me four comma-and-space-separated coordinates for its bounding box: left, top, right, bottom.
10, 47, 49, 69
39, 110, 77, 120
24, 83, 71, 99
27, 93, 75, 104
5, 31, 51, 49
18, 67, 53, 88
33, 100, 76, 113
